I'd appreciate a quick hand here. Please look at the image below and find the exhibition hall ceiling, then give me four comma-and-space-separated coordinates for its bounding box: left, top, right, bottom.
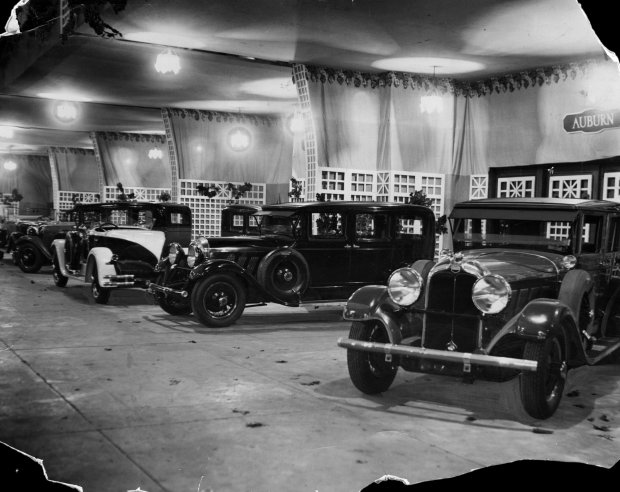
0, 0, 613, 155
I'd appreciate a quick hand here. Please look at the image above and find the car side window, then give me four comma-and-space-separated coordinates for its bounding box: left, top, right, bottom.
354, 213, 388, 240
395, 215, 425, 239
581, 215, 603, 253
607, 216, 620, 253
310, 212, 343, 239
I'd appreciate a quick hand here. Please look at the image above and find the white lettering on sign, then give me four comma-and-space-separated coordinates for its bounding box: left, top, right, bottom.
571, 113, 614, 129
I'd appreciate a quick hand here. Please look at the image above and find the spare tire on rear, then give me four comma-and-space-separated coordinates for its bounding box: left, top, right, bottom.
256, 248, 310, 302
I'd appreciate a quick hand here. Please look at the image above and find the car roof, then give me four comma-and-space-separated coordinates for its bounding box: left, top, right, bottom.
260, 201, 435, 214
454, 197, 620, 213
72, 201, 191, 211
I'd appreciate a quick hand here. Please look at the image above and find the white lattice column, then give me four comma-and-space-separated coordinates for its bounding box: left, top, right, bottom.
48, 148, 61, 219
89, 132, 106, 201
162, 108, 180, 202
293, 64, 318, 202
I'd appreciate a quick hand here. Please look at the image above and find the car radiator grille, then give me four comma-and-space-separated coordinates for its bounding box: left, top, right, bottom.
423, 270, 479, 352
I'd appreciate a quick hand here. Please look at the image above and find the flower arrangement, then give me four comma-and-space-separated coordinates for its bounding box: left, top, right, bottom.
158, 191, 171, 202
408, 189, 447, 234
225, 182, 253, 200
196, 183, 222, 198
288, 178, 303, 200
2, 188, 23, 205
116, 182, 135, 201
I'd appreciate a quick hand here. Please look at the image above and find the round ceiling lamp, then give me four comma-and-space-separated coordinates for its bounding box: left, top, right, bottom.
148, 147, 163, 159
228, 127, 251, 152
3, 160, 17, 171
154, 49, 181, 74
287, 112, 304, 134
54, 101, 78, 123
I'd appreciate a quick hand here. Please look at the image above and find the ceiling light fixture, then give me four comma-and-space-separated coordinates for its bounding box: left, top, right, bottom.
420, 66, 444, 115
54, 101, 78, 122
287, 107, 304, 134
228, 127, 251, 152
148, 147, 163, 159
3, 160, 17, 171
154, 49, 181, 74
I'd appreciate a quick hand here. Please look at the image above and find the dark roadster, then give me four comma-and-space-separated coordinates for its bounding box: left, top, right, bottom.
12, 221, 74, 273
338, 198, 620, 419
148, 201, 436, 327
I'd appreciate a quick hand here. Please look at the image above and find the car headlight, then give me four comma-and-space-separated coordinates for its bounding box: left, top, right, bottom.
168, 243, 183, 265
387, 267, 423, 307
194, 235, 210, 259
472, 275, 511, 314
187, 242, 197, 267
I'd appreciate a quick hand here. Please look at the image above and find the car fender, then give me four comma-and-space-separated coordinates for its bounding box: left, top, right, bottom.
487, 298, 582, 364
85, 247, 116, 285
14, 235, 52, 260
343, 285, 403, 344
51, 239, 70, 276
190, 259, 289, 304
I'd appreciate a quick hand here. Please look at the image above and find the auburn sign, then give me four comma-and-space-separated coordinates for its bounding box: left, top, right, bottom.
563, 109, 620, 134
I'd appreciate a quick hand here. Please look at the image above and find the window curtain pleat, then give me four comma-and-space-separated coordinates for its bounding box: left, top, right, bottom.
52, 149, 99, 191
0, 154, 52, 213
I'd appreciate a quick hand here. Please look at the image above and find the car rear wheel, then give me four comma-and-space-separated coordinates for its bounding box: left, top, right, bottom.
153, 274, 192, 316
91, 265, 111, 304
520, 333, 567, 419
52, 252, 68, 287
347, 321, 398, 394
191, 274, 246, 327
16, 244, 43, 273
257, 249, 310, 303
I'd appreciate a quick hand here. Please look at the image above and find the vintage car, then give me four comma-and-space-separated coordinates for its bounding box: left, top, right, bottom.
148, 201, 436, 326
220, 203, 262, 236
12, 221, 75, 273
338, 198, 620, 419
51, 201, 192, 303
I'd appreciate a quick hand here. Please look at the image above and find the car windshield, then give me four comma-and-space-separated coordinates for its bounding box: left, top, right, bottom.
256, 214, 296, 237
82, 207, 157, 229
452, 217, 576, 254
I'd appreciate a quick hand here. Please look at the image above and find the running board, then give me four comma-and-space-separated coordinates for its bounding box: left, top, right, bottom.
585, 337, 620, 364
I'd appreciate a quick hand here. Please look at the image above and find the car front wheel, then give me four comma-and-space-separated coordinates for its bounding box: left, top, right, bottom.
191, 274, 246, 327
520, 333, 567, 419
347, 321, 398, 394
153, 274, 192, 316
16, 244, 44, 273
91, 265, 111, 304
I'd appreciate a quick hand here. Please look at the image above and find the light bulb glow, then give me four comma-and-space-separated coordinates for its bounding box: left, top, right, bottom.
3, 160, 17, 171
148, 148, 163, 159
0, 126, 15, 138
55, 101, 78, 122
155, 49, 181, 74
228, 127, 251, 151
420, 95, 444, 114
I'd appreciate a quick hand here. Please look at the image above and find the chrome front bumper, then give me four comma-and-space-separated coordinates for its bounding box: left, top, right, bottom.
337, 337, 538, 372
146, 282, 189, 298
102, 274, 135, 287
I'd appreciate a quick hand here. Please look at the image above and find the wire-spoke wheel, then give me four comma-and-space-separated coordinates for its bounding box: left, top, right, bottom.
520, 333, 567, 419
191, 274, 246, 327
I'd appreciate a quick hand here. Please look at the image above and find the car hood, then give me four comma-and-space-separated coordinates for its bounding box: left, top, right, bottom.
205, 235, 295, 250
104, 229, 166, 260
459, 249, 564, 283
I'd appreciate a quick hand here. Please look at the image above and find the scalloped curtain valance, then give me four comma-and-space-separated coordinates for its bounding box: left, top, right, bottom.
166, 108, 282, 127
94, 132, 171, 188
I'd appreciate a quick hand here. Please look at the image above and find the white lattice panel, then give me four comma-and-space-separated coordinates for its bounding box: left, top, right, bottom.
470, 174, 489, 199
103, 186, 171, 202
497, 176, 535, 197
603, 172, 620, 203
58, 191, 100, 211
549, 175, 592, 199
179, 179, 265, 238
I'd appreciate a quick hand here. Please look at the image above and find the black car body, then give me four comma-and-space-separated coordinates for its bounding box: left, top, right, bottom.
12, 221, 75, 273
220, 203, 262, 236
338, 198, 620, 419
51, 201, 192, 304
148, 201, 436, 326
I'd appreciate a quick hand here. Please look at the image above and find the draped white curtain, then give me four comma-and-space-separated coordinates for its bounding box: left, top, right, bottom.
0, 154, 52, 213
165, 108, 294, 203
51, 148, 99, 191
94, 133, 171, 188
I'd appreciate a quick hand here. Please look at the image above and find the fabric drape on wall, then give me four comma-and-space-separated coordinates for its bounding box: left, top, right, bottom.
94, 133, 171, 188
51, 147, 99, 191
307, 75, 455, 173
0, 154, 52, 213
165, 109, 294, 204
